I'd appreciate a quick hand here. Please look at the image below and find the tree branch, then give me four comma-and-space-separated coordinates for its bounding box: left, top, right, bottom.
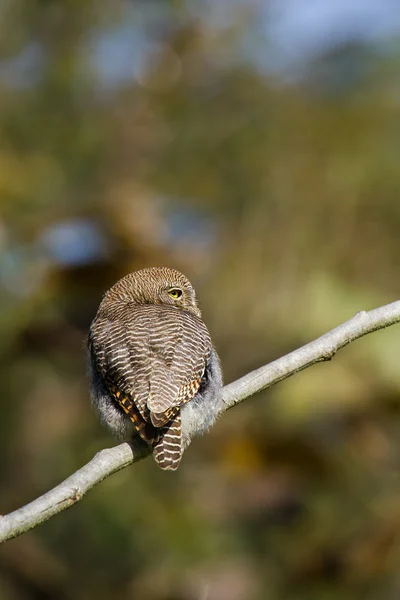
1, 300, 400, 544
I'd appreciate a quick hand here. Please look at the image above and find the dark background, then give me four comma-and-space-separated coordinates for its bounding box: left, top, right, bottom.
1, 2, 400, 599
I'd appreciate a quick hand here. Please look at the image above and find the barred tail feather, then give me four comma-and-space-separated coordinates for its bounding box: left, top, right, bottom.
153, 413, 182, 471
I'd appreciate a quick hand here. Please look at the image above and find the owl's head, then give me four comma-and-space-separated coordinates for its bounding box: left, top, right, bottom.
103, 267, 202, 318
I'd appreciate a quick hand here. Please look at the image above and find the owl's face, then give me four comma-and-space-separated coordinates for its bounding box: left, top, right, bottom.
154, 280, 200, 316
103, 267, 202, 318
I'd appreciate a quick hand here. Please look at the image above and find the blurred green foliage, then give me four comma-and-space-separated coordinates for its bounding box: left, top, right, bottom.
1, 2, 400, 599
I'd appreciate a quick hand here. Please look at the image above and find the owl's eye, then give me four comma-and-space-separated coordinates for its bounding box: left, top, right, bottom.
168, 288, 183, 299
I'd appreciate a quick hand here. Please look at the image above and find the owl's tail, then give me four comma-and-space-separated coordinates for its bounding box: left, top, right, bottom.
153, 413, 182, 470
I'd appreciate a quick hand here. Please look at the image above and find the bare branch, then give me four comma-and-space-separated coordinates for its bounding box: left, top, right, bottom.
1, 300, 400, 544
220, 301, 400, 409
0, 442, 151, 544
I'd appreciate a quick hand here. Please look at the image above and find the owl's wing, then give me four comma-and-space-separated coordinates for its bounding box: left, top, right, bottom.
89, 306, 157, 443
146, 308, 211, 422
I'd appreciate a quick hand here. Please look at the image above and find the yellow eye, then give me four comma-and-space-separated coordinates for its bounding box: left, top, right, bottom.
168, 288, 182, 299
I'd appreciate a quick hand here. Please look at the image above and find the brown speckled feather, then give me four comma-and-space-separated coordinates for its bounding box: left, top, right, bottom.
89, 302, 211, 469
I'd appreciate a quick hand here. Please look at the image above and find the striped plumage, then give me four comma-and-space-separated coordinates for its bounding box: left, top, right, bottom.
88, 267, 223, 470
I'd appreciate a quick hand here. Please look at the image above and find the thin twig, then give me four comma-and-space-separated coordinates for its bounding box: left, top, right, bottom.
1, 300, 400, 544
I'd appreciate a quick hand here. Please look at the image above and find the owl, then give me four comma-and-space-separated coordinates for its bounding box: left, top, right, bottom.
88, 267, 223, 470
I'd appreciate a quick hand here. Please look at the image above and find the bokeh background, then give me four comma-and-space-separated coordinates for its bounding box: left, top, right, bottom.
1, 1, 400, 599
